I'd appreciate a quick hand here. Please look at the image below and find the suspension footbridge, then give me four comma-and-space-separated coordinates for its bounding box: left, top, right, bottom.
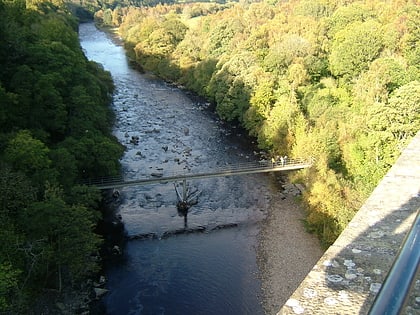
84, 157, 313, 190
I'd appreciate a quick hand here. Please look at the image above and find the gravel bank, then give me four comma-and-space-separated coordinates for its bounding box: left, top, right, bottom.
258, 184, 324, 315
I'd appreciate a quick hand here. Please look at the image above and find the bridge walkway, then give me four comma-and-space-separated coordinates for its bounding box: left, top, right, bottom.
84, 157, 312, 189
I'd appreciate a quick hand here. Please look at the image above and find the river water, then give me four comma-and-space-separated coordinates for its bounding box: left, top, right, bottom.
79, 22, 287, 315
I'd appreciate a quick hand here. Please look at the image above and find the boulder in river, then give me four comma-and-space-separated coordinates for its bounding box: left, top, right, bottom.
94, 288, 109, 299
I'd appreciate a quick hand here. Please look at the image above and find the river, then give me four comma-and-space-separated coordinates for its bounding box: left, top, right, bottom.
79, 22, 323, 315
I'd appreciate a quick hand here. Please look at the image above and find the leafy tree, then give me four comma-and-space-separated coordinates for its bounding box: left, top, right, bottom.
295, 0, 334, 19
0, 165, 36, 312
32, 73, 67, 138
343, 133, 393, 196
62, 133, 123, 178
240, 25, 270, 62
264, 34, 311, 75
49, 147, 77, 190
329, 20, 383, 81
67, 85, 111, 137
304, 77, 351, 127
258, 93, 300, 151
0, 263, 21, 313
0, 164, 36, 221
22, 187, 101, 291
216, 78, 250, 123
353, 57, 410, 106
66, 185, 101, 209
102, 8, 113, 26
369, 81, 420, 144
174, 27, 206, 66
207, 16, 244, 58
0, 84, 18, 132
4, 130, 51, 177
181, 58, 218, 97
326, 2, 376, 38
400, 4, 420, 69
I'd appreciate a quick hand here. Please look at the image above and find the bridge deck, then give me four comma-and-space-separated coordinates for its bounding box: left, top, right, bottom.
85, 158, 312, 189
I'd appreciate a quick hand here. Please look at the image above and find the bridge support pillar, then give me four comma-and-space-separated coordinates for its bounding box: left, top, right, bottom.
182, 179, 187, 201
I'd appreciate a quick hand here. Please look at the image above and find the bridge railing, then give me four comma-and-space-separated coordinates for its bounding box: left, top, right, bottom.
197, 157, 312, 173
81, 157, 313, 187
368, 209, 420, 315
80, 175, 125, 187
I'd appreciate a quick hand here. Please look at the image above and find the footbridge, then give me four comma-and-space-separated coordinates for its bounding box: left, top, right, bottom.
84, 157, 312, 190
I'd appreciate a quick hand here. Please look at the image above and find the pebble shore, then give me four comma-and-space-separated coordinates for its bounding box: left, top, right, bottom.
258, 183, 324, 314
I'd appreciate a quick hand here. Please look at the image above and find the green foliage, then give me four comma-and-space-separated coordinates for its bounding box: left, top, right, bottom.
329, 20, 384, 81
4, 130, 52, 176
369, 81, 420, 143
61, 133, 124, 178
400, 4, 420, 69
295, 0, 334, 19
0, 263, 21, 312
0, 0, 123, 311
23, 188, 101, 287
207, 17, 244, 58
181, 58, 218, 97
263, 34, 312, 75
326, 2, 376, 37
353, 57, 410, 106
0, 165, 37, 221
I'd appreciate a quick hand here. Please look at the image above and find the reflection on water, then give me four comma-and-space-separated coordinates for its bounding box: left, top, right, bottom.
79, 22, 269, 314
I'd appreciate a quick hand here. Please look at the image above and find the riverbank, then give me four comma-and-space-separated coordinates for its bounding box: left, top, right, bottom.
258, 175, 324, 314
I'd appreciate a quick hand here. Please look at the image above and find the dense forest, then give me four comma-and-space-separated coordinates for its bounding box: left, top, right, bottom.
95, 0, 419, 246
0, 0, 124, 312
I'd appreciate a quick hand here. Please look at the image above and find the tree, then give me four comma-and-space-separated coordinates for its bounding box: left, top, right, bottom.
0, 164, 36, 221
62, 133, 123, 178
216, 78, 250, 123
207, 16, 245, 58
329, 20, 383, 81
0, 263, 21, 313
0, 84, 18, 132
33, 73, 67, 138
353, 57, 409, 106
49, 147, 77, 190
295, 0, 334, 19
400, 4, 420, 69
326, 2, 376, 38
22, 187, 101, 291
258, 93, 300, 151
4, 130, 51, 176
371, 81, 420, 144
